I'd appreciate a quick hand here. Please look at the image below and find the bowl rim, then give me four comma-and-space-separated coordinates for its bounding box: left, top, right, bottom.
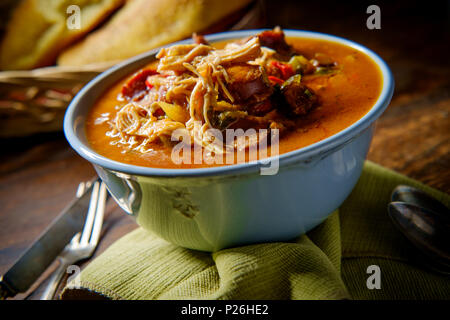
64, 29, 394, 177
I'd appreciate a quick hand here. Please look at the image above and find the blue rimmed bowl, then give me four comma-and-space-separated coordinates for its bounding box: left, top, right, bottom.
64, 30, 394, 252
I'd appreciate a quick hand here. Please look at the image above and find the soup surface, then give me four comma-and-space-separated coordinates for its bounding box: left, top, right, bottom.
86, 29, 382, 168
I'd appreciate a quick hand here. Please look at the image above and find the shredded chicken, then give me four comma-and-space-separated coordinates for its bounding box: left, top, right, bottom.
107, 103, 185, 152
108, 36, 268, 153
104, 29, 321, 155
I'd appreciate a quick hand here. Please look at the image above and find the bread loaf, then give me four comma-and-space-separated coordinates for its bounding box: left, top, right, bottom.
0, 0, 124, 70
58, 0, 253, 66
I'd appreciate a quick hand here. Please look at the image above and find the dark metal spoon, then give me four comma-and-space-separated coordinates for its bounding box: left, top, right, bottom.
391, 185, 450, 217
388, 201, 450, 274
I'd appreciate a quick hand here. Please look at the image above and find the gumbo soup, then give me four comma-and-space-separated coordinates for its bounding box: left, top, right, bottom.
86, 28, 382, 168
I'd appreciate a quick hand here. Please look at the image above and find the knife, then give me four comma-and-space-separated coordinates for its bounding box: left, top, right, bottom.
0, 178, 99, 299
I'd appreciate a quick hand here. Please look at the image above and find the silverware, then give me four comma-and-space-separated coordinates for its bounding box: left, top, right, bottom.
388, 185, 450, 274
0, 178, 100, 299
41, 181, 107, 300
391, 185, 450, 217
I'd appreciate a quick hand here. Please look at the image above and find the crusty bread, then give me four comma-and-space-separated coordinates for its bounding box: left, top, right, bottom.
0, 0, 124, 70
57, 0, 253, 66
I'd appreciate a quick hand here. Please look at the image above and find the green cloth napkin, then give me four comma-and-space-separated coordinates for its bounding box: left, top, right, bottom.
61, 161, 450, 300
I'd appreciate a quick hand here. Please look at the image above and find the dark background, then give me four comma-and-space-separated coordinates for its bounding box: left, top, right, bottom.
0, 0, 449, 299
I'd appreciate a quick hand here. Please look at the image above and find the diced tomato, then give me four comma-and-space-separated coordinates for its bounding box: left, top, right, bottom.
153, 108, 165, 117
145, 79, 153, 89
121, 69, 158, 98
270, 60, 294, 80
268, 75, 285, 86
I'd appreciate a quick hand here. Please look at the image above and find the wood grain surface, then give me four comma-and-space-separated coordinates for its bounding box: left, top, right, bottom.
0, 0, 448, 299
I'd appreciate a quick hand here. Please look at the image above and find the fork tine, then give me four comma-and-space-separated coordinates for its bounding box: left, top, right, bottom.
89, 183, 107, 246
69, 232, 81, 248
76, 182, 86, 198
80, 181, 100, 245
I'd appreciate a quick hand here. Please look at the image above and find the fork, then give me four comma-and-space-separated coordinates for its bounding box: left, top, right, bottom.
40, 180, 108, 300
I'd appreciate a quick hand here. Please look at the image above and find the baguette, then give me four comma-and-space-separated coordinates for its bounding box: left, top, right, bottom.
0, 0, 124, 70
58, 0, 253, 66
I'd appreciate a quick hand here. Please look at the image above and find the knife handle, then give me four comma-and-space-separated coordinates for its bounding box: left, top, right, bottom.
0, 277, 15, 300
0, 285, 8, 300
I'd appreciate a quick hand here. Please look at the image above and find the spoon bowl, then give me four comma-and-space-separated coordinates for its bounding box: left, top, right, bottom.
388, 201, 450, 273
391, 185, 450, 217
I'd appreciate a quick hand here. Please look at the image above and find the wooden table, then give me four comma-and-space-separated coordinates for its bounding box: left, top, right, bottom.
0, 0, 448, 299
